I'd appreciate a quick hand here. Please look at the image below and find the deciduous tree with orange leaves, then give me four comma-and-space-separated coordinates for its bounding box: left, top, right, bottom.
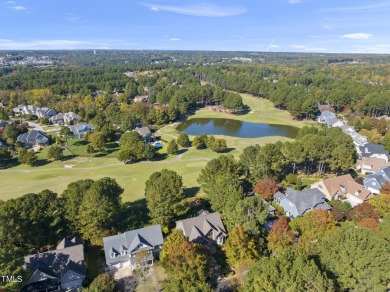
254, 178, 279, 201
267, 217, 295, 254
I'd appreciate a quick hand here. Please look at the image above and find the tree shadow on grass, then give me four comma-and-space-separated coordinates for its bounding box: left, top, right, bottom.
152, 153, 168, 161
177, 148, 188, 155
117, 199, 151, 232
184, 186, 200, 199
239, 104, 251, 115
73, 140, 88, 146
0, 157, 20, 169
224, 147, 235, 153
35, 159, 52, 167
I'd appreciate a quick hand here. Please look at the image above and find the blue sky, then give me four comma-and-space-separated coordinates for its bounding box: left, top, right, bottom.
0, 0, 390, 53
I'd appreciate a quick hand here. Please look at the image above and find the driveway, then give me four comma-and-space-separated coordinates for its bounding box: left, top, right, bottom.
27, 121, 44, 132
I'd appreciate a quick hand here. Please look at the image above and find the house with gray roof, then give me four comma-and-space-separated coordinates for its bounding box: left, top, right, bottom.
358, 143, 389, 163
363, 166, 390, 194
175, 212, 227, 246
326, 117, 344, 128
274, 188, 331, 218
22, 237, 85, 292
50, 112, 81, 125
318, 110, 336, 124
12, 105, 56, 118
37, 107, 57, 118
69, 122, 94, 138
17, 130, 49, 147
134, 126, 153, 143
103, 225, 163, 271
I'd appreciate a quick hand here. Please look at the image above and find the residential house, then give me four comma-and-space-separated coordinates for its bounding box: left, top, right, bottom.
103, 225, 163, 271
274, 188, 332, 218
64, 112, 81, 125
133, 95, 148, 103
12, 105, 56, 118
134, 126, 153, 143
17, 130, 50, 147
318, 110, 336, 124
49, 113, 65, 125
22, 237, 85, 292
357, 143, 389, 162
175, 212, 227, 246
363, 166, 390, 194
357, 157, 390, 175
50, 112, 81, 125
326, 117, 344, 128
69, 122, 94, 138
36, 107, 57, 118
312, 174, 371, 206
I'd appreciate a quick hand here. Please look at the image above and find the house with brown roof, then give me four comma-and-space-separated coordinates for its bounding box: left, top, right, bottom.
22, 237, 85, 292
356, 157, 390, 175
311, 174, 371, 207
175, 212, 227, 246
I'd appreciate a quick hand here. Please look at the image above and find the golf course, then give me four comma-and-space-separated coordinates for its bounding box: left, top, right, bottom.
0, 93, 313, 201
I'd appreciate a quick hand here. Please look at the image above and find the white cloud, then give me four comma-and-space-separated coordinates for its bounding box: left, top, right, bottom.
0, 39, 91, 50
170, 38, 180, 41
322, 24, 334, 30
5, 1, 16, 4
292, 45, 305, 49
342, 33, 373, 39
269, 44, 281, 48
288, 0, 301, 4
8, 5, 27, 10
322, 2, 390, 12
140, 2, 246, 17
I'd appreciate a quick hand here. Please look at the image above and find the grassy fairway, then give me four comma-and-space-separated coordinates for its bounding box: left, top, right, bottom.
0, 93, 312, 202
0, 154, 209, 201
190, 93, 313, 127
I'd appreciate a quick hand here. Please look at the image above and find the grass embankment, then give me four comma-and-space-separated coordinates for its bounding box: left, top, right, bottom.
0, 93, 312, 202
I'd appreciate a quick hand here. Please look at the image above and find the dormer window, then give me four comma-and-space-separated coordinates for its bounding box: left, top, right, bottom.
111, 253, 116, 258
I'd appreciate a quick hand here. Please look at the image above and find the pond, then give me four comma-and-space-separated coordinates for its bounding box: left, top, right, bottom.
176, 118, 299, 139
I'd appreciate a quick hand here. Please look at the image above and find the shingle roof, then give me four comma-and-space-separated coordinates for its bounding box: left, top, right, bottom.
17, 130, 49, 146
321, 174, 371, 201
103, 225, 163, 265
285, 188, 332, 216
69, 122, 94, 136
359, 143, 389, 158
24, 243, 85, 283
175, 212, 227, 242
134, 126, 151, 137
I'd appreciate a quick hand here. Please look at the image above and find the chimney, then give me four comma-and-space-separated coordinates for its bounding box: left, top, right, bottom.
355, 190, 361, 196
